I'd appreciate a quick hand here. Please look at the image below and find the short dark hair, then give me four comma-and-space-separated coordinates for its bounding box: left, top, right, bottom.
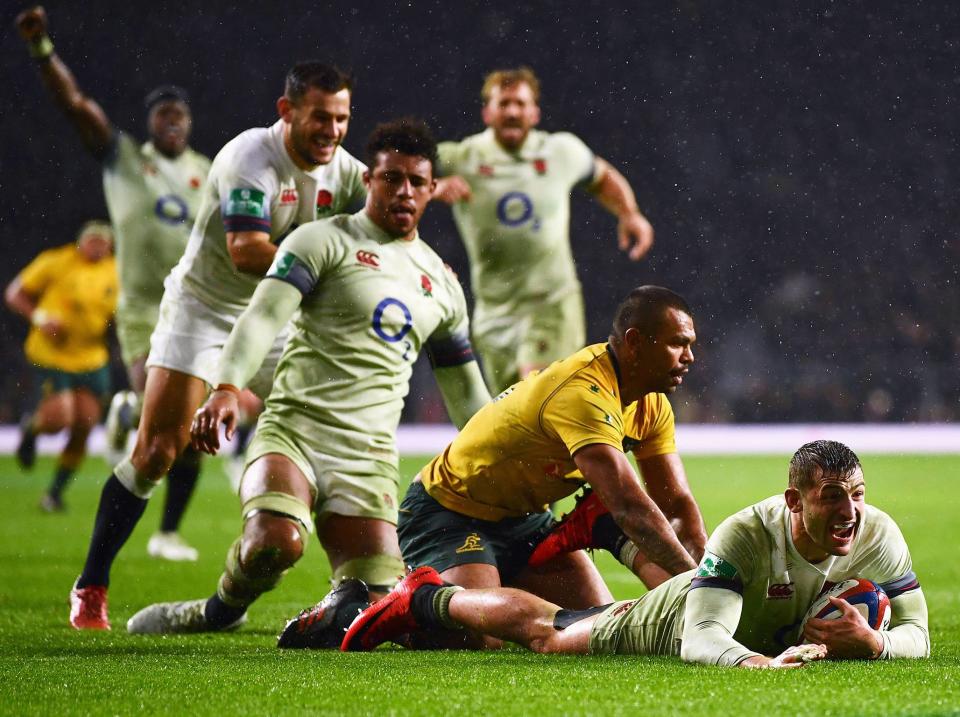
365, 118, 438, 172
285, 61, 353, 103
144, 85, 190, 111
611, 286, 692, 341
788, 440, 862, 493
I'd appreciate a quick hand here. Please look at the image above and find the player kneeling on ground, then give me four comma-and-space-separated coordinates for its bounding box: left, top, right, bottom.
343, 440, 929, 665
283, 285, 707, 649
126, 118, 491, 639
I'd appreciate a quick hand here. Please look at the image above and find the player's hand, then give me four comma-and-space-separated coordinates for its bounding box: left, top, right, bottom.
802, 596, 884, 660
190, 390, 239, 455
764, 643, 828, 668
37, 316, 65, 343
618, 210, 654, 261
432, 176, 471, 204
15, 6, 48, 43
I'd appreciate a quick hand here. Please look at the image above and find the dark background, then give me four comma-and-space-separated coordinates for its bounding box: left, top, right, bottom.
2, 0, 958, 423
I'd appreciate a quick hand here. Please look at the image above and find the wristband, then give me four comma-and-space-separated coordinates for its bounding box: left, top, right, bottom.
31, 309, 50, 327
28, 36, 54, 61
214, 383, 241, 395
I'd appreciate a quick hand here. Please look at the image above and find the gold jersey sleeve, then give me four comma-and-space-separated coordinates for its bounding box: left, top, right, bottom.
20, 244, 117, 372
421, 343, 678, 521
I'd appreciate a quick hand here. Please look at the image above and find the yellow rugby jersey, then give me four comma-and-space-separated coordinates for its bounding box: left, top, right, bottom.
421, 343, 676, 521
19, 244, 117, 372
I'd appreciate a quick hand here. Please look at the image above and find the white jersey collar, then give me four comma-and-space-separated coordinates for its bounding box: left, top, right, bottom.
353, 210, 420, 247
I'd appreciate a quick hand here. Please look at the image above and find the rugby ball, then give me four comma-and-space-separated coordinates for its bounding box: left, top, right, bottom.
801, 578, 891, 635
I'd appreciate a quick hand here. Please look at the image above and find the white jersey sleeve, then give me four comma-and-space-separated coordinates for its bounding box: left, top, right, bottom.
549, 132, 597, 187
218, 139, 280, 236
436, 140, 461, 177
842, 506, 928, 659
424, 265, 475, 368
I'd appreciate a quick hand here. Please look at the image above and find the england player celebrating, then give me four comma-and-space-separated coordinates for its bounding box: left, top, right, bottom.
125, 119, 491, 636
344, 441, 930, 665
67, 61, 366, 630
16, 5, 211, 562
434, 67, 655, 393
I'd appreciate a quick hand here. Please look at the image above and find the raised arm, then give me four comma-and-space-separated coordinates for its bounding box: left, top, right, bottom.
15, 6, 114, 158
587, 157, 654, 261
637, 452, 708, 562
574, 443, 696, 576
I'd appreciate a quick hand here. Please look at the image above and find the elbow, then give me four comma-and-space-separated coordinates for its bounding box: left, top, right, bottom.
228, 248, 259, 275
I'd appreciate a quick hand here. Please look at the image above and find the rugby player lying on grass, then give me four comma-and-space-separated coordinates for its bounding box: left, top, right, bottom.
343, 440, 929, 666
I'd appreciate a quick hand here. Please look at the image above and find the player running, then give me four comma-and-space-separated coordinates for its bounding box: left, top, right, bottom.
344, 440, 930, 665
434, 67, 655, 392
5, 221, 116, 512
16, 5, 212, 561
66, 60, 367, 630
125, 119, 491, 637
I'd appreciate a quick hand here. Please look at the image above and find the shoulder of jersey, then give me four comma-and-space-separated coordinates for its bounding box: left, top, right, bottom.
294, 213, 350, 238
741, 495, 786, 527
213, 126, 274, 164
858, 504, 898, 540
333, 144, 365, 169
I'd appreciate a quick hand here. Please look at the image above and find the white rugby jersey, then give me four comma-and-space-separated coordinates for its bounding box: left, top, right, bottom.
683, 494, 926, 663
437, 128, 596, 323
258, 211, 474, 462
102, 133, 210, 313
168, 119, 366, 313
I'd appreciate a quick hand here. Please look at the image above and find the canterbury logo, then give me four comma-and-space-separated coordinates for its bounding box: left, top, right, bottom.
767, 583, 794, 600
455, 533, 484, 553
280, 188, 298, 204
356, 250, 380, 268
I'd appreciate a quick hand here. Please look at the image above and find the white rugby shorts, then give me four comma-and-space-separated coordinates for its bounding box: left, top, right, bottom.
146, 285, 286, 399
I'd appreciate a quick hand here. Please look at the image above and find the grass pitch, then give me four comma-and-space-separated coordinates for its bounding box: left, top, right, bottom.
0, 453, 958, 716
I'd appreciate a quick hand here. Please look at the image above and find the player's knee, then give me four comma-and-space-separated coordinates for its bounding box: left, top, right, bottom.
331, 554, 405, 596
134, 432, 182, 478
529, 633, 564, 654
73, 410, 98, 434
240, 512, 306, 578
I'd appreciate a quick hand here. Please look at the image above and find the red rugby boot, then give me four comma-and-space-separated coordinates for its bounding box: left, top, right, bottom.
69, 582, 111, 630
527, 489, 616, 567
340, 566, 443, 651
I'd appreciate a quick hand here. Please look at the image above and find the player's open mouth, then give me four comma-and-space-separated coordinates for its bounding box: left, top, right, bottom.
830, 521, 856, 542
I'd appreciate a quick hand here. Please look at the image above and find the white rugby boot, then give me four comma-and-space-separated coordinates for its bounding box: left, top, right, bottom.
127, 599, 247, 634
147, 531, 199, 562
104, 390, 139, 465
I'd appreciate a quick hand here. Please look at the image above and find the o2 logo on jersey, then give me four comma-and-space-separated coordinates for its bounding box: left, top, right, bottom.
496, 191, 539, 230
371, 298, 413, 343
154, 194, 188, 225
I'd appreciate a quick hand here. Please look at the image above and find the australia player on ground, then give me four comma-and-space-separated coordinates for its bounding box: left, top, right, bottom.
328, 287, 705, 649
66, 61, 366, 630
125, 119, 491, 637
344, 440, 930, 665
434, 67, 655, 392
16, 5, 212, 562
